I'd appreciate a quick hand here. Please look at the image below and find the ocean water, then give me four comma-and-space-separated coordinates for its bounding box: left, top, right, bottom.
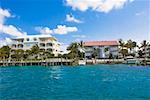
0, 64, 150, 100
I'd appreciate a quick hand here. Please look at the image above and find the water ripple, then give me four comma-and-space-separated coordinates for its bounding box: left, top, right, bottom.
0, 65, 150, 100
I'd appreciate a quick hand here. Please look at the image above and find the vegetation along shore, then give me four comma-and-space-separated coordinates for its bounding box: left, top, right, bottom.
0, 39, 150, 66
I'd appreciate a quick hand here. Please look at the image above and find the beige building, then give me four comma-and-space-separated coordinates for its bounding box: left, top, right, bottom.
10, 35, 60, 56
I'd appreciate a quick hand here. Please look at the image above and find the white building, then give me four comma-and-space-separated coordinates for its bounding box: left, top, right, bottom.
10, 35, 60, 56
83, 41, 119, 59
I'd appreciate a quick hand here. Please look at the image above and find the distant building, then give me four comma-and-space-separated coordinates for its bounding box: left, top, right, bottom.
83, 41, 119, 59
10, 35, 60, 56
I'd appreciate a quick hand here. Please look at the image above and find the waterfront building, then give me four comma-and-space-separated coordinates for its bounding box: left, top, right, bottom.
83, 41, 119, 59
10, 35, 60, 56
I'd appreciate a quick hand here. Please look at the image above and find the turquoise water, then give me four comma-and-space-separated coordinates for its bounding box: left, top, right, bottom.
0, 64, 150, 100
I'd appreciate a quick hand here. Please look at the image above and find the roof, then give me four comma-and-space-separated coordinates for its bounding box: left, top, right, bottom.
12, 34, 58, 41
83, 41, 119, 46
13, 34, 52, 39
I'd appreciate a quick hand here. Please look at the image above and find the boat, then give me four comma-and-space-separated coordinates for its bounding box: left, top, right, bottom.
123, 56, 140, 64
78, 60, 86, 65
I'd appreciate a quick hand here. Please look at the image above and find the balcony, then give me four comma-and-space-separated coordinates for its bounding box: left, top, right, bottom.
46, 43, 53, 47
46, 48, 53, 52
18, 44, 23, 48
11, 44, 16, 48
39, 43, 45, 47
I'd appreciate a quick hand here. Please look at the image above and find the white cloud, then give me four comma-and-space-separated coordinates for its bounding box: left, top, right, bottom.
35, 27, 53, 34
0, 8, 11, 24
0, 25, 27, 37
66, 0, 134, 13
66, 14, 83, 23
0, 37, 12, 47
0, 8, 27, 37
54, 25, 78, 34
35, 25, 78, 35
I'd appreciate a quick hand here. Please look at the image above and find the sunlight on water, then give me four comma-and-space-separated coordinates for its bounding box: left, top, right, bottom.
49, 66, 63, 80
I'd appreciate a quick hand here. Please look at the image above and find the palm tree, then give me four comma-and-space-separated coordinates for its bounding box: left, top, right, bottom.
140, 40, 149, 58
24, 50, 31, 60
39, 49, 54, 60
125, 40, 137, 56
39, 49, 45, 60
141, 40, 149, 53
0, 46, 11, 61
92, 48, 99, 59
104, 47, 109, 58
11, 49, 24, 61
119, 49, 128, 58
17, 49, 24, 61
138, 50, 143, 58
119, 39, 125, 50
131, 41, 137, 56
67, 42, 80, 59
118, 39, 126, 58
125, 39, 133, 54
31, 44, 40, 59
78, 41, 85, 59
67, 42, 84, 65
132, 41, 137, 49
109, 53, 113, 59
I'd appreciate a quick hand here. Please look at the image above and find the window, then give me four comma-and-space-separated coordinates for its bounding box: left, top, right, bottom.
47, 43, 53, 46
47, 49, 52, 52
18, 44, 23, 48
27, 38, 29, 41
12, 44, 16, 48
40, 43, 45, 47
34, 38, 37, 41
19, 39, 24, 42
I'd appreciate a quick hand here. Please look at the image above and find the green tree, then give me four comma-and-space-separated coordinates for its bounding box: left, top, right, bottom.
40, 49, 54, 59
92, 48, 99, 59
138, 50, 143, 58
119, 49, 128, 58
78, 41, 85, 59
140, 40, 149, 57
125, 40, 137, 55
132, 41, 137, 49
119, 39, 125, 50
11, 49, 24, 61
23, 50, 31, 60
109, 53, 113, 59
67, 42, 80, 59
125, 39, 132, 53
104, 47, 109, 52
104, 47, 110, 58
31, 44, 40, 59
0, 46, 11, 60
118, 39, 126, 58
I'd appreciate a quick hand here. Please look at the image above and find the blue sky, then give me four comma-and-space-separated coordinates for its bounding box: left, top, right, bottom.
0, 0, 149, 47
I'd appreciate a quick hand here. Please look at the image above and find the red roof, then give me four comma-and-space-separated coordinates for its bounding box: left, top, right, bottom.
83, 41, 118, 46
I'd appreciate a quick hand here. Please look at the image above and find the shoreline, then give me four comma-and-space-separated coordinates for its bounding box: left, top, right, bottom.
0, 64, 150, 68
0, 58, 150, 67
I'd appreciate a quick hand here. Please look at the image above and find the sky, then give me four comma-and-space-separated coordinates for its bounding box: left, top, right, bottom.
0, 0, 150, 49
